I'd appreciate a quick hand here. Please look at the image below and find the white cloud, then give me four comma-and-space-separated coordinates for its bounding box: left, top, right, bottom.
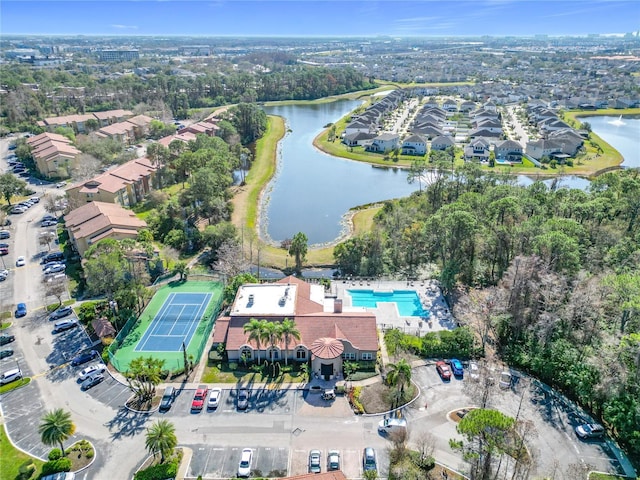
110, 24, 138, 30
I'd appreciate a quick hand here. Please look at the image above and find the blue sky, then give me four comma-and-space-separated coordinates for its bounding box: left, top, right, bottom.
1, 1, 639, 37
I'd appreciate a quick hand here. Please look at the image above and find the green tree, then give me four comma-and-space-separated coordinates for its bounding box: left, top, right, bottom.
38, 409, 76, 457
228, 103, 268, 144
386, 359, 412, 408
407, 157, 428, 192
223, 273, 258, 305
125, 356, 165, 404
278, 318, 301, 366
173, 260, 188, 281
260, 321, 282, 362
288, 232, 308, 275
243, 318, 267, 364
454, 408, 516, 480
0, 173, 27, 206
145, 419, 177, 464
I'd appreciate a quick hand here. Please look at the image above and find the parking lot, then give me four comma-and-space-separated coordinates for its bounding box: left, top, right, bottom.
189, 444, 289, 478
163, 387, 305, 417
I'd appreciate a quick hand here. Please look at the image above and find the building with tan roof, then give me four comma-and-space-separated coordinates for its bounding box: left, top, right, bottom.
66, 157, 157, 208
177, 119, 219, 136
157, 131, 198, 147
213, 276, 379, 381
94, 114, 153, 144
64, 201, 147, 257
26, 132, 81, 178
37, 109, 133, 132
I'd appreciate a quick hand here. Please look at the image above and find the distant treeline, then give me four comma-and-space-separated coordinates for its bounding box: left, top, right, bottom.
0, 64, 375, 126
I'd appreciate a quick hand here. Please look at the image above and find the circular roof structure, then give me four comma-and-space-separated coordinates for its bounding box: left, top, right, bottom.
310, 337, 344, 359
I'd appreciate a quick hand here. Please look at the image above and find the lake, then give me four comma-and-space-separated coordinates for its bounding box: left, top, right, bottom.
582, 115, 640, 168
262, 101, 416, 246
261, 103, 639, 246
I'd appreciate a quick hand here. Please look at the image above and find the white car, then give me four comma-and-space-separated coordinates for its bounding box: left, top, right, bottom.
237, 448, 253, 478
44, 264, 66, 275
78, 364, 106, 381
15, 256, 25, 267
207, 387, 222, 409
469, 361, 480, 380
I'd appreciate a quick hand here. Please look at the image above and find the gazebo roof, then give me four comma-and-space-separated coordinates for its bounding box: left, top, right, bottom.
310, 337, 344, 359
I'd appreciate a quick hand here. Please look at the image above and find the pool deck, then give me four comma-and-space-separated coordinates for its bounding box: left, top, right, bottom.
330, 279, 457, 336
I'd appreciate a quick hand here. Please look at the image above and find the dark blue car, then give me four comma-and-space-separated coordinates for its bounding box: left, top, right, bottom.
15, 303, 27, 318
450, 358, 464, 377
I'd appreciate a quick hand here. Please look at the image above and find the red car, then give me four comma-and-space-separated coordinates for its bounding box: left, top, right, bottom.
436, 361, 452, 381
191, 387, 209, 411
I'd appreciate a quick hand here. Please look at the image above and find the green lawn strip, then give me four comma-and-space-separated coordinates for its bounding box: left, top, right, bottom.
588, 473, 630, 480
0, 377, 31, 394
1, 321, 12, 329
0, 424, 45, 480
112, 281, 223, 373
200, 362, 305, 384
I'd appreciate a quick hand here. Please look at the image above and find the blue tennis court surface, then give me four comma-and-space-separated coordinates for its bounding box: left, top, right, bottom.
135, 292, 213, 352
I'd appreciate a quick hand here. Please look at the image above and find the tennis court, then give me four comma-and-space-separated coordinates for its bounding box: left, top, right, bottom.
135, 292, 213, 352
109, 281, 223, 372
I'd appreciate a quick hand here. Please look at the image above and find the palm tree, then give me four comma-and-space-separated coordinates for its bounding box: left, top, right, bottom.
261, 321, 283, 362
386, 359, 412, 409
145, 419, 178, 464
278, 318, 301, 366
38, 409, 76, 456
243, 318, 267, 364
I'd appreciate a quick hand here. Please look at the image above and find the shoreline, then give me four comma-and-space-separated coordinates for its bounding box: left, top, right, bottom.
312, 105, 640, 176
232, 99, 639, 268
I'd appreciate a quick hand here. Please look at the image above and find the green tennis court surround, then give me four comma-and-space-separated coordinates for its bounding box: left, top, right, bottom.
109, 281, 223, 373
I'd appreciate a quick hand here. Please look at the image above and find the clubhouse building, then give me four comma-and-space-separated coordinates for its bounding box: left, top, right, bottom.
212, 276, 378, 381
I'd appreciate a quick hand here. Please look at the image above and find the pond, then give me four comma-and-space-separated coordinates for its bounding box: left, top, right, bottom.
260, 103, 639, 247
262, 101, 416, 246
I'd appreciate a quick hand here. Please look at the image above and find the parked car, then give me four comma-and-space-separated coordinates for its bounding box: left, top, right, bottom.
0, 246, 9, 255
70, 350, 98, 366
436, 360, 452, 381
0, 349, 14, 359
44, 264, 66, 275
81, 373, 105, 391
308, 449, 321, 473
15, 256, 25, 267
207, 387, 222, 410
0, 368, 23, 385
327, 450, 340, 471
15, 303, 27, 318
42, 215, 57, 222
41, 251, 64, 264
237, 388, 249, 410
378, 417, 407, 435
49, 306, 73, 320
363, 447, 377, 472
41, 220, 57, 227
53, 319, 78, 333
78, 364, 106, 381
42, 261, 65, 271
55, 182, 66, 188
191, 387, 208, 411
450, 358, 464, 377
469, 361, 480, 380
0, 230, 9, 239
0, 335, 15, 346
575, 423, 605, 439
159, 386, 176, 412
499, 371, 513, 390
30, 197, 40, 203
9, 206, 26, 214
237, 448, 253, 478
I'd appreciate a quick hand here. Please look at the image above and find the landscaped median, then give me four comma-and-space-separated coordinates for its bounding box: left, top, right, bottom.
0, 377, 31, 394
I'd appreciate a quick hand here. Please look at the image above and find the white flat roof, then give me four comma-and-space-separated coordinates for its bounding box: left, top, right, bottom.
232, 283, 297, 316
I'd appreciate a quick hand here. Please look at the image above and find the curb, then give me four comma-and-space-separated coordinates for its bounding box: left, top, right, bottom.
71, 439, 97, 474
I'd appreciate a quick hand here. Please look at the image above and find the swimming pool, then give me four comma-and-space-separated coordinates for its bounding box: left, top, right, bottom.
347, 289, 429, 317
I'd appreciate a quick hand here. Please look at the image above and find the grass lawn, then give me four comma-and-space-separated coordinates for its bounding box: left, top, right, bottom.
201, 360, 306, 384
0, 378, 31, 395
1, 322, 12, 330
589, 474, 630, 480
0, 425, 45, 480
